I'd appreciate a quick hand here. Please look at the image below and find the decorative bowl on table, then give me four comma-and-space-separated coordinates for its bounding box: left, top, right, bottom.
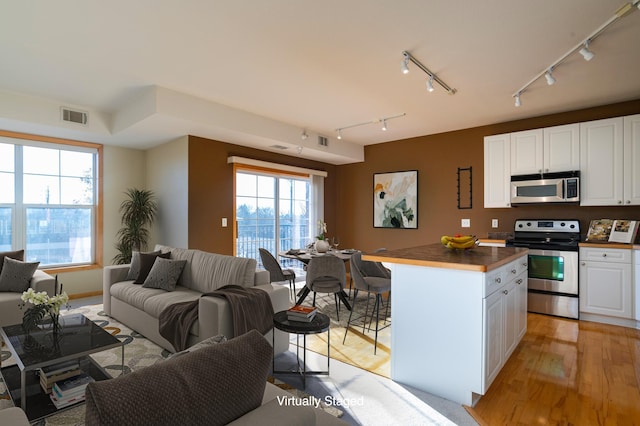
440, 235, 479, 250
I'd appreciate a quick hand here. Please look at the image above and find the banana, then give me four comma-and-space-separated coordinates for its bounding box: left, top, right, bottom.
450, 235, 476, 244
447, 238, 478, 249
441, 235, 452, 245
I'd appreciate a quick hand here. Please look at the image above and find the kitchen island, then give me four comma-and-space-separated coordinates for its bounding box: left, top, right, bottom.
364, 243, 528, 406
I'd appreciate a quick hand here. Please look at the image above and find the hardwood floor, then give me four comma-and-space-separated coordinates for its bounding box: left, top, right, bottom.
468, 313, 640, 425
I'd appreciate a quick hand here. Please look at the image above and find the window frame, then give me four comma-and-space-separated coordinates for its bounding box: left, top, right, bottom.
0, 130, 103, 273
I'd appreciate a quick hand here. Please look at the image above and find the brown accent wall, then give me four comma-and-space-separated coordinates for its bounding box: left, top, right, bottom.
187, 136, 338, 255
336, 99, 640, 252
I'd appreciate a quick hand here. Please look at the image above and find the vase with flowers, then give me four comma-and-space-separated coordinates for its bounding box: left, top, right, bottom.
314, 220, 331, 253
20, 281, 69, 335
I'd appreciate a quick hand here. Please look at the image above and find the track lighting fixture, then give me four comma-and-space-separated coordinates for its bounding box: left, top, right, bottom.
579, 41, 595, 61
335, 113, 406, 140
544, 69, 556, 85
511, 0, 638, 107
301, 130, 309, 140
401, 51, 456, 94
401, 55, 410, 74
426, 75, 435, 92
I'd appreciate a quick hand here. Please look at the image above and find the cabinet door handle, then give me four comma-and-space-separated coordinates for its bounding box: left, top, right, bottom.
495, 277, 501, 283
602, 253, 607, 257
516, 279, 523, 284
522, 262, 528, 267
581, 262, 586, 266
503, 290, 509, 295
511, 269, 517, 274
618, 200, 622, 204
626, 200, 631, 204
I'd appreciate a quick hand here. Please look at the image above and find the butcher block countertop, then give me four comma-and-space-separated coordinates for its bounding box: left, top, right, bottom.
363, 243, 528, 272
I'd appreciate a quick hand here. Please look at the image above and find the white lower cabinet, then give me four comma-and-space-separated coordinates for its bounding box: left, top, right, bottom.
580, 247, 633, 319
483, 262, 528, 391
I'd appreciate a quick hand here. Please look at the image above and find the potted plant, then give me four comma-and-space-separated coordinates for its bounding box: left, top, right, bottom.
113, 188, 158, 264
314, 220, 330, 253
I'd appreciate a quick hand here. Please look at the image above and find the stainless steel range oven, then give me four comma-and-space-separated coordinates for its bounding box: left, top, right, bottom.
508, 219, 580, 319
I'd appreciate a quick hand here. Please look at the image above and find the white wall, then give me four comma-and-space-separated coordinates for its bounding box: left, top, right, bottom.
55, 145, 146, 295
146, 136, 189, 248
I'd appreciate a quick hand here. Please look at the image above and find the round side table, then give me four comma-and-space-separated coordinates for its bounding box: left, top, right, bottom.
272, 310, 330, 388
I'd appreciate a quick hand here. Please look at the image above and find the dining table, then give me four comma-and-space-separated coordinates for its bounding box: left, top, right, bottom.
278, 248, 357, 265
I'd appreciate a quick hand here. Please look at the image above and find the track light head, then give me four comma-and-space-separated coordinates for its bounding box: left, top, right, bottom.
545, 69, 556, 85
336, 129, 342, 140
579, 41, 595, 61
401, 55, 410, 74
515, 93, 522, 107
301, 130, 309, 140
381, 119, 388, 131
426, 75, 435, 92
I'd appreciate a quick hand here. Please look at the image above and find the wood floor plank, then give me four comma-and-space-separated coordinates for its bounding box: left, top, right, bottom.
470, 313, 640, 425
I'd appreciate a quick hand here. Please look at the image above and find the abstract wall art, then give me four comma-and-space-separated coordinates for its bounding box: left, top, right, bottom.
373, 170, 418, 229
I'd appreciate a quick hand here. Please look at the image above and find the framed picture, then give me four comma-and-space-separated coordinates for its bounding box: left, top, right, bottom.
585, 219, 613, 242
373, 170, 418, 228
608, 220, 639, 244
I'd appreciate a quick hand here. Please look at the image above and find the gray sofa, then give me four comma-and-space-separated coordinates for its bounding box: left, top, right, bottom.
103, 245, 290, 353
0, 270, 55, 327
85, 330, 347, 426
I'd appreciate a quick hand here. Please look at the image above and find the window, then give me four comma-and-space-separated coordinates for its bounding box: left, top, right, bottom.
235, 171, 311, 268
0, 133, 101, 268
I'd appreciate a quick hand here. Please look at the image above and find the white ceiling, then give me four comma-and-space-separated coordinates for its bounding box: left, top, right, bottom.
1, 0, 639, 164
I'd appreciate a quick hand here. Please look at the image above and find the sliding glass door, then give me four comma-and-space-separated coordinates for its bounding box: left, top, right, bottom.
235, 171, 310, 267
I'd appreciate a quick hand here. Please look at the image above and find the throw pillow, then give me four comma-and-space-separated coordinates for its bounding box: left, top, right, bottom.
84, 330, 271, 426
168, 334, 227, 359
0, 249, 25, 275
125, 250, 161, 281
142, 258, 187, 291
0, 257, 40, 292
133, 251, 171, 284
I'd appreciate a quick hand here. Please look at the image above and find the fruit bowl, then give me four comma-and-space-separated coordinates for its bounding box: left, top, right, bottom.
440, 235, 479, 250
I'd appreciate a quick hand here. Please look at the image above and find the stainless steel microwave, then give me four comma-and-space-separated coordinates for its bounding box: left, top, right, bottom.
510, 171, 580, 205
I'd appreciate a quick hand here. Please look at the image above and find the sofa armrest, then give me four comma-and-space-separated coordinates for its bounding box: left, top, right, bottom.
198, 295, 234, 341
30, 270, 55, 295
228, 399, 316, 426
254, 269, 270, 286
103, 264, 130, 316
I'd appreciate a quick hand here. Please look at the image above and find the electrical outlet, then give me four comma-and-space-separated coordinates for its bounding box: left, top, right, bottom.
492, 219, 499, 228
222, 218, 228, 227
461, 219, 471, 228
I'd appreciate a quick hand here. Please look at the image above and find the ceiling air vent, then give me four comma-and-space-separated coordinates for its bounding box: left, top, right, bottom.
269, 144, 289, 150
61, 107, 88, 125
318, 136, 328, 147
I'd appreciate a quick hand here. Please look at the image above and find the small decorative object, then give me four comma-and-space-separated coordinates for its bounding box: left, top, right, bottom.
21, 277, 69, 335
315, 220, 330, 253
440, 235, 479, 250
373, 170, 418, 229
585, 219, 613, 242
608, 220, 639, 244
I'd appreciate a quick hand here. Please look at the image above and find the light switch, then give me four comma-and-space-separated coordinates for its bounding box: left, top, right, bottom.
492, 219, 499, 228
222, 218, 228, 227
461, 219, 471, 228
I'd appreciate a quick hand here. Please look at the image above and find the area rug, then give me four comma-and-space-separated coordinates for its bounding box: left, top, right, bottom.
300, 290, 391, 378
0, 304, 341, 424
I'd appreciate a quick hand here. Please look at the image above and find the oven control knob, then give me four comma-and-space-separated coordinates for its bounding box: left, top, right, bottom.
560, 222, 565, 227
570, 224, 575, 229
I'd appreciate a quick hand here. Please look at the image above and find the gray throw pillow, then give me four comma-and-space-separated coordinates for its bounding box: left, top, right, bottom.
168, 334, 227, 359
134, 251, 171, 284
142, 258, 187, 291
0, 257, 40, 292
125, 250, 161, 281
85, 330, 271, 426
0, 249, 25, 275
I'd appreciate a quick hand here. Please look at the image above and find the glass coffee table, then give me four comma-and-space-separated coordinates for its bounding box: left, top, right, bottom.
0, 313, 123, 422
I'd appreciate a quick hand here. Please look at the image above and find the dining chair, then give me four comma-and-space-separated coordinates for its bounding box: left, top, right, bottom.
296, 255, 352, 320
259, 248, 296, 300
343, 251, 391, 354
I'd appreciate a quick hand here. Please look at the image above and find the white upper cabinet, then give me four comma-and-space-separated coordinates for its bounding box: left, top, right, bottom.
543, 124, 580, 173
580, 117, 625, 206
623, 114, 640, 206
510, 129, 543, 175
484, 134, 511, 208
511, 125, 579, 176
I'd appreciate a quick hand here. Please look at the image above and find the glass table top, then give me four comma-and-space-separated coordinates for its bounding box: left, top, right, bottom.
1, 313, 121, 369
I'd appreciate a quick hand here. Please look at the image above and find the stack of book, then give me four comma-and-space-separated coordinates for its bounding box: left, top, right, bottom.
287, 305, 317, 322
50, 372, 95, 409
38, 360, 81, 394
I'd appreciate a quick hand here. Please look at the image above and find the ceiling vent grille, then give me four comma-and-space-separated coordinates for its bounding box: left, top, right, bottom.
61, 107, 88, 125
269, 144, 289, 150
318, 136, 328, 147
